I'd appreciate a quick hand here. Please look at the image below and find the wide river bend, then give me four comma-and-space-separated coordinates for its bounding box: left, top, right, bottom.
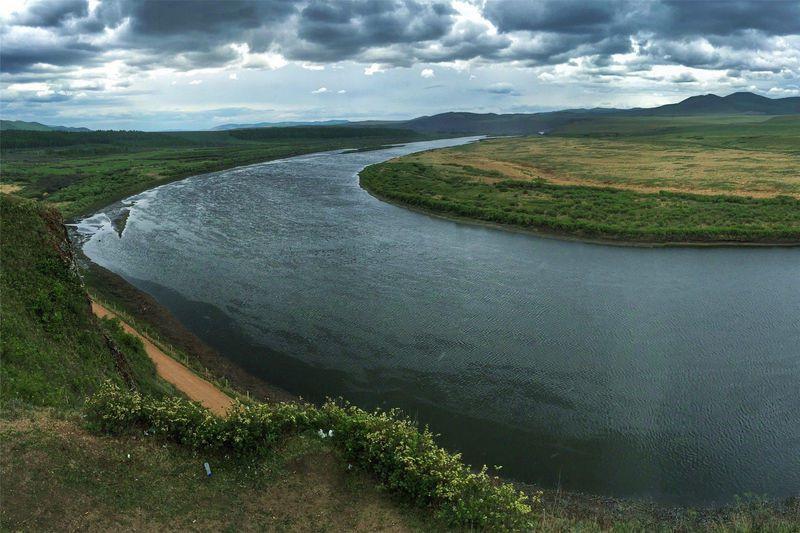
78, 138, 800, 505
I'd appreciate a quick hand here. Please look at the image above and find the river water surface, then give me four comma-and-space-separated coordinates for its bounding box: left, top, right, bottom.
78, 138, 800, 505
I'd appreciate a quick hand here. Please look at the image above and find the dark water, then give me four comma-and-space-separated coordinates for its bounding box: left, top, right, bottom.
78, 138, 800, 505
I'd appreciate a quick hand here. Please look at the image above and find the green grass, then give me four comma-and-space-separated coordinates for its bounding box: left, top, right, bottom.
5, 407, 797, 532
0, 127, 436, 218
1, 409, 430, 532
362, 116, 800, 244
0, 195, 171, 408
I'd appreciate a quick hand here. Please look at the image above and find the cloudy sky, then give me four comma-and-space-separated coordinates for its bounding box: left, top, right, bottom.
1, 0, 799, 130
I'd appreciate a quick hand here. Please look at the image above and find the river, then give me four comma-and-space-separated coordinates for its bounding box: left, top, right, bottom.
77, 137, 800, 505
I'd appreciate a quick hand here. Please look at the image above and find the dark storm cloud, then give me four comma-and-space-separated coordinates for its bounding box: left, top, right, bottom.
485, 0, 799, 37
287, 0, 455, 62
11, 0, 88, 27
1, 0, 798, 78
661, 0, 800, 36
0, 41, 98, 74
483, 0, 800, 66
485, 0, 625, 34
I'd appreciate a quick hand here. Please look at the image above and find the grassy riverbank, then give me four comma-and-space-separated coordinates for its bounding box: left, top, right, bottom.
0, 126, 437, 219
360, 116, 800, 244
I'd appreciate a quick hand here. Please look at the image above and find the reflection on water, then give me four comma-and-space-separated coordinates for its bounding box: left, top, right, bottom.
81, 138, 800, 504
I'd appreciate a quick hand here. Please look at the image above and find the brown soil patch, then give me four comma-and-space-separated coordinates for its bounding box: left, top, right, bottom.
0, 184, 23, 194
91, 300, 234, 416
85, 261, 294, 403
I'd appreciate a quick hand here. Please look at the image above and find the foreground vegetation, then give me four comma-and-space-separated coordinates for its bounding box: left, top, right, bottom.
0, 194, 434, 529
1, 408, 428, 531
0, 126, 436, 218
86, 382, 533, 529
361, 116, 800, 244
0, 195, 172, 407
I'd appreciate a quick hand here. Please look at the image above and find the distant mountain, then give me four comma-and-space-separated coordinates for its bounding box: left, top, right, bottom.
212, 119, 350, 131
626, 92, 800, 116
400, 109, 616, 136
0, 119, 91, 132
395, 92, 799, 135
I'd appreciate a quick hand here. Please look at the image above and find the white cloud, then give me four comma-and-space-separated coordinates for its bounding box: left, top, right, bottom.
421, 68, 435, 78
337, 89, 346, 94
229, 73, 238, 80
364, 63, 387, 76
236, 46, 288, 70
189, 79, 202, 85
312, 86, 328, 94
7, 82, 50, 92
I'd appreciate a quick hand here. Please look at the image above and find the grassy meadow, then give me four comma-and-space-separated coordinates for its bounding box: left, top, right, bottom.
0, 127, 435, 219
361, 115, 800, 244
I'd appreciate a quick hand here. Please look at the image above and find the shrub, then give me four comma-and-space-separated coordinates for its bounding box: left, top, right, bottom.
86, 382, 533, 530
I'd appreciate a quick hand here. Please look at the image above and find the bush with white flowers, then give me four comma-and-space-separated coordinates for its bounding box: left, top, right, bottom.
86, 382, 533, 530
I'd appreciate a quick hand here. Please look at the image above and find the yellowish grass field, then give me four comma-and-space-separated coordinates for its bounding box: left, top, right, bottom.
401, 136, 800, 198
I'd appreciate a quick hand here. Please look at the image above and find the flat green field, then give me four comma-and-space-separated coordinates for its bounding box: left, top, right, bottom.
361, 116, 800, 244
0, 127, 434, 219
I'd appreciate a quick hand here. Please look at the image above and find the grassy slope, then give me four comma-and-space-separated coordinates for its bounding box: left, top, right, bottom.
0, 127, 436, 219
0, 195, 171, 407
360, 116, 800, 244
0, 194, 430, 531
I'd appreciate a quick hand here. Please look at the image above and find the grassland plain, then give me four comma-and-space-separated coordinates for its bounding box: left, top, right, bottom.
0, 126, 439, 219
360, 116, 800, 244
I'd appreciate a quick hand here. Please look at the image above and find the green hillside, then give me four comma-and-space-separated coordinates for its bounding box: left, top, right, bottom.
0, 195, 169, 407
0, 119, 91, 132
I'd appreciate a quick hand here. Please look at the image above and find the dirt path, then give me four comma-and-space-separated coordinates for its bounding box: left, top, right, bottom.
91, 300, 234, 416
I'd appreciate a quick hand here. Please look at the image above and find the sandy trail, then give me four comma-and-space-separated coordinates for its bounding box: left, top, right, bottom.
91, 300, 234, 416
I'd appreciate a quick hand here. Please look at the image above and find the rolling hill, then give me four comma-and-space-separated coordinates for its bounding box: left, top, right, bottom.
393, 92, 800, 135
626, 91, 800, 116
212, 119, 350, 130
0, 120, 91, 132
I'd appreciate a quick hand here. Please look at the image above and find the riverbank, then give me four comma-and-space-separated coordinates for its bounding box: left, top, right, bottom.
357, 122, 800, 246
362, 186, 800, 248
90, 300, 234, 415
360, 158, 800, 246
0, 127, 443, 220
81, 257, 295, 403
